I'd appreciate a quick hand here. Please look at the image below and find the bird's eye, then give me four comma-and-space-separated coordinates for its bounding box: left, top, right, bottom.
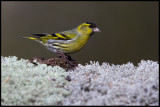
89, 24, 95, 28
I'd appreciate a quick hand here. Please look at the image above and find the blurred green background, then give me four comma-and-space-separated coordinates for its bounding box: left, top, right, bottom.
2, 1, 159, 65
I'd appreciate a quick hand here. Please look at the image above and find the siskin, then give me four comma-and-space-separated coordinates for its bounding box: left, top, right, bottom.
23, 22, 100, 57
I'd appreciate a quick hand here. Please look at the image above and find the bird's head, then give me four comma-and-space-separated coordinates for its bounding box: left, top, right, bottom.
78, 22, 101, 35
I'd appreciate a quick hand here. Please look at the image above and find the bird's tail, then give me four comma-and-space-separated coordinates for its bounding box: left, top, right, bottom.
23, 37, 38, 40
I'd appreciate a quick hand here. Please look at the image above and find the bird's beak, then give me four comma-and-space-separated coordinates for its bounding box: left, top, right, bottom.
93, 27, 101, 32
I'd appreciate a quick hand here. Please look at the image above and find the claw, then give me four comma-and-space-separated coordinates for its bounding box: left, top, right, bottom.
57, 52, 78, 67
57, 52, 68, 60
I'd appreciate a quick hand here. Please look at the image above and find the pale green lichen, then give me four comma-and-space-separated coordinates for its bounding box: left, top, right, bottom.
1, 56, 70, 105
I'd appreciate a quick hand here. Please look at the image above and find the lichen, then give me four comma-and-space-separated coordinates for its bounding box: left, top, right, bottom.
1, 56, 70, 105
62, 60, 159, 106
1, 56, 159, 105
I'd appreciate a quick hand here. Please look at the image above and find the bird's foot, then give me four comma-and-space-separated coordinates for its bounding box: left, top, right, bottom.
57, 52, 78, 67
57, 52, 69, 60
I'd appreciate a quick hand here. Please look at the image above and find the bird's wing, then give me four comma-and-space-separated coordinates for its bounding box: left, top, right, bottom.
31, 32, 75, 44
60, 30, 77, 39
31, 28, 78, 44
32, 33, 68, 40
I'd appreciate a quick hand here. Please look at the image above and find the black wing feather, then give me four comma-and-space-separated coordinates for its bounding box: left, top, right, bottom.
32, 33, 48, 37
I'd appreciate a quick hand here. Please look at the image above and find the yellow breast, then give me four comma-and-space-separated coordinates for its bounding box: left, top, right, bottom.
64, 34, 90, 54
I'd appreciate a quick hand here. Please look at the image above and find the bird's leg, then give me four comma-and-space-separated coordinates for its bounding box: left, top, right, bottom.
63, 54, 77, 66
57, 52, 68, 60
57, 52, 77, 67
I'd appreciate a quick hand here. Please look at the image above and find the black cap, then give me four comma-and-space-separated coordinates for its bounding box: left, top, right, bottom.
85, 22, 96, 28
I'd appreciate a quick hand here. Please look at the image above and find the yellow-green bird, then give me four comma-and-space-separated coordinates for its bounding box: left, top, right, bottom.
23, 22, 100, 57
